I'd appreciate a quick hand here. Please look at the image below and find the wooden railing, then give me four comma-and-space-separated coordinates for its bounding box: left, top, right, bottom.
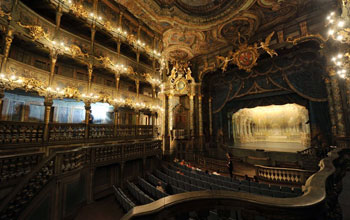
0, 140, 162, 219
0, 121, 44, 145
255, 165, 314, 185
0, 121, 155, 146
120, 147, 349, 220
0, 152, 44, 184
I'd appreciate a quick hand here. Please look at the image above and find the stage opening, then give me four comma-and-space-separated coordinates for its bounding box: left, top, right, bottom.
231, 104, 310, 152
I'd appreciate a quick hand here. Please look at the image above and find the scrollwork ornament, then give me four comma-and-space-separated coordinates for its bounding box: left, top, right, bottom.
17, 22, 49, 41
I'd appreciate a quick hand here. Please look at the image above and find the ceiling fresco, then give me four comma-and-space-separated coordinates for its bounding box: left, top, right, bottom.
116, 0, 307, 60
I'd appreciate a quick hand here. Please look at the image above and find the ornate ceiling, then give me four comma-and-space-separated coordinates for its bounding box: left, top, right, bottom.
116, 0, 307, 60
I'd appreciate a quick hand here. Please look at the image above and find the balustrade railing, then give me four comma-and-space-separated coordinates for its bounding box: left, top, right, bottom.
255, 165, 314, 185
89, 124, 114, 139
0, 121, 44, 145
0, 140, 162, 219
49, 123, 85, 141
0, 152, 44, 184
0, 121, 155, 146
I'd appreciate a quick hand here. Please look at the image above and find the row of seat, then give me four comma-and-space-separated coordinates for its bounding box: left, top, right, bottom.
137, 176, 168, 200
112, 185, 135, 212
147, 173, 186, 194
161, 167, 233, 191
126, 181, 154, 205
164, 165, 299, 198
173, 163, 303, 195
155, 169, 207, 192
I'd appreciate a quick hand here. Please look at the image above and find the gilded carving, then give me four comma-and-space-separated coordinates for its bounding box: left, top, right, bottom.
70, 3, 88, 19
217, 32, 278, 72
17, 22, 49, 41
0, 8, 11, 20
69, 44, 89, 58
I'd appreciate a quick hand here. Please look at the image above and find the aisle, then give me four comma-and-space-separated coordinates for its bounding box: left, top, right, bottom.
75, 195, 124, 220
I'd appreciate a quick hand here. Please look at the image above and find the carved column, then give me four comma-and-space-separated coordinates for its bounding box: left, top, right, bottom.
135, 79, 139, 98
55, 9, 63, 33
115, 74, 120, 94
168, 94, 173, 137
189, 94, 194, 137
113, 105, 119, 137
117, 40, 121, 59
329, 68, 346, 137
43, 97, 53, 142
325, 78, 337, 137
49, 50, 58, 86
1, 28, 14, 73
84, 102, 91, 139
87, 63, 93, 93
198, 95, 203, 136
162, 94, 169, 154
209, 97, 213, 136
152, 86, 156, 136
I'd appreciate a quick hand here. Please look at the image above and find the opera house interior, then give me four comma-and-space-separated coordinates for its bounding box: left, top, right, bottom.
0, 0, 350, 219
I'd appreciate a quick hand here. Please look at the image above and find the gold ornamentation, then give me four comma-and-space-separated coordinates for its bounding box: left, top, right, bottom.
95, 56, 114, 68
18, 22, 49, 41
0, 8, 11, 20
286, 33, 328, 45
217, 32, 278, 72
70, 3, 88, 19
216, 51, 233, 72
70, 44, 89, 58
258, 31, 278, 57
232, 43, 259, 72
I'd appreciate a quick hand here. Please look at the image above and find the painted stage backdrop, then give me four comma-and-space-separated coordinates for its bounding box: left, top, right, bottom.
232, 104, 310, 147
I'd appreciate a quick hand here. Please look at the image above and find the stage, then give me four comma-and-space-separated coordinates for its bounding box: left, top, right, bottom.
231, 142, 306, 153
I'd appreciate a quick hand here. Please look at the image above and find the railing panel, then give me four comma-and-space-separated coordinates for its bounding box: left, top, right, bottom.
48, 123, 86, 141
89, 124, 114, 139
0, 152, 44, 183
0, 121, 44, 145
255, 165, 314, 185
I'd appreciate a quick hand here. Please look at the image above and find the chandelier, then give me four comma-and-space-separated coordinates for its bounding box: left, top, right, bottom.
326, 7, 350, 79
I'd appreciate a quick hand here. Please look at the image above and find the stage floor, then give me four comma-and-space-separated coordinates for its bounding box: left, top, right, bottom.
231, 142, 306, 153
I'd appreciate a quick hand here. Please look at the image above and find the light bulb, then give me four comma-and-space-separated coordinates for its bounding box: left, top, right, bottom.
338, 21, 345, 27
337, 54, 343, 58
328, 29, 334, 35
337, 35, 343, 41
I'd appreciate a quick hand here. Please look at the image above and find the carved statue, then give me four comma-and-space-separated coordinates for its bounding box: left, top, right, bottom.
185, 67, 194, 83
96, 56, 114, 67
69, 44, 89, 58
258, 31, 278, 57
170, 62, 178, 82
126, 66, 135, 75
71, 3, 88, 18
18, 22, 49, 41
216, 55, 233, 72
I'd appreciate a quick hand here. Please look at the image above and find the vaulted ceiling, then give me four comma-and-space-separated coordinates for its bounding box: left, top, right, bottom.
116, 0, 309, 60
